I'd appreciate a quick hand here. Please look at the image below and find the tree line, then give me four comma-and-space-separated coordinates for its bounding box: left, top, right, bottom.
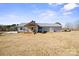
0, 24, 18, 31
64, 20, 79, 31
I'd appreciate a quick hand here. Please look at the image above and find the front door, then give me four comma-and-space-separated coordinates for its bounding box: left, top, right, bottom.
30, 26, 36, 32
38, 27, 42, 33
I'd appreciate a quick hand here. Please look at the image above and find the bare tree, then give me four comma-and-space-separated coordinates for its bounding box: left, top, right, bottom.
65, 22, 73, 30
75, 20, 79, 30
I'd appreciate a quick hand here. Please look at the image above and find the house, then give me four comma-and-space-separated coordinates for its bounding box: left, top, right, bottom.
17, 21, 62, 33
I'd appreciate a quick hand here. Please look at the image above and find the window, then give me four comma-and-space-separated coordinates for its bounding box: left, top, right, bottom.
20, 27, 23, 30
31, 27, 33, 30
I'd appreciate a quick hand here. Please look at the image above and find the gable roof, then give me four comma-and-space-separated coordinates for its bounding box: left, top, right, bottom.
24, 20, 39, 27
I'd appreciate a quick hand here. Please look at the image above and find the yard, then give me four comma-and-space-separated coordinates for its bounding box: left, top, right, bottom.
0, 31, 79, 56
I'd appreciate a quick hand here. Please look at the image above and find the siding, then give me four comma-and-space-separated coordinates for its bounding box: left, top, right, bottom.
17, 27, 32, 32
42, 27, 49, 32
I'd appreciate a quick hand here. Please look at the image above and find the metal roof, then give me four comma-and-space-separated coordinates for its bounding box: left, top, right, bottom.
18, 23, 26, 27
37, 23, 62, 27
18, 23, 62, 27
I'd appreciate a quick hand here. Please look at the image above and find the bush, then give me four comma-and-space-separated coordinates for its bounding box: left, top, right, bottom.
0, 32, 2, 34
63, 29, 71, 32
42, 31, 47, 33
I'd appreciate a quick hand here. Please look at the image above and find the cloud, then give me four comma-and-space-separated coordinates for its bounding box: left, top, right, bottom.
7, 14, 18, 18
59, 3, 79, 16
38, 10, 55, 18
48, 3, 64, 6
48, 3, 79, 16
38, 10, 56, 20
0, 14, 30, 24
34, 10, 62, 23
63, 12, 72, 15
63, 3, 79, 11
48, 3, 53, 6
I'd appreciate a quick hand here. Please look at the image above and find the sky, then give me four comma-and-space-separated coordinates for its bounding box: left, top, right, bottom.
0, 3, 79, 26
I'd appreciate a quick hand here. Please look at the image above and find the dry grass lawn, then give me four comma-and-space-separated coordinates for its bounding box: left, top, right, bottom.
0, 31, 79, 56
